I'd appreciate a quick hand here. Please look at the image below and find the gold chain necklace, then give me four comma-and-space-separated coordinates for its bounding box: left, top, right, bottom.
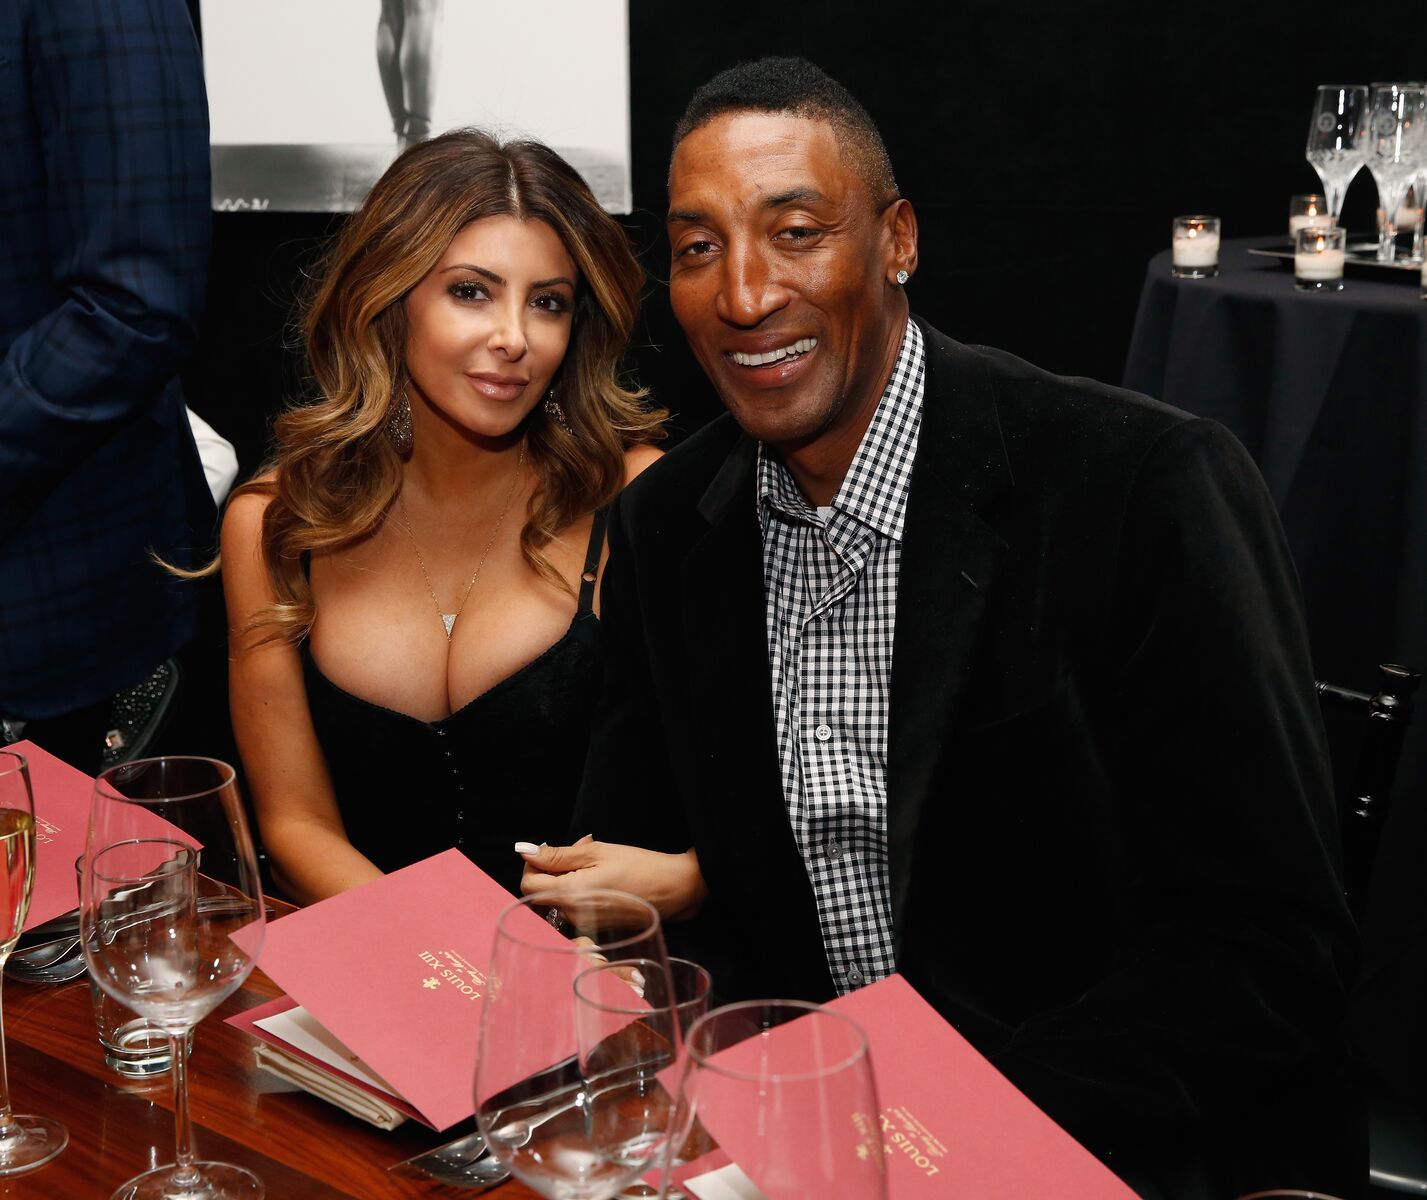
395, 441, 527, 640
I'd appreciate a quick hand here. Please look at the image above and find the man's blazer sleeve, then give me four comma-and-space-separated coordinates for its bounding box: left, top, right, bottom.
574, 491, 691, 853
0, 0, 211, 525
992, 418, 1355, 1159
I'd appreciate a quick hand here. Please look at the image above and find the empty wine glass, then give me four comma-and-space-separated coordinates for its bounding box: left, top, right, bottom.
473, 889, 675, 1200
0, 752, 68, 1177
599, 958, 711, 1200
1368, 83, 1427, 261
81, 757, 266, 1200
1305, 85, 1369, 221
673, 1001, 887, 1200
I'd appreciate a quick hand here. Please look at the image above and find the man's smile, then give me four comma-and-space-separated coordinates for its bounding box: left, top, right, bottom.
727, 336, 818, 367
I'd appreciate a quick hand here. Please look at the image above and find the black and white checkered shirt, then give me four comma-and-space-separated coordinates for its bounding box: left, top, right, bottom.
756, 319, 925, 994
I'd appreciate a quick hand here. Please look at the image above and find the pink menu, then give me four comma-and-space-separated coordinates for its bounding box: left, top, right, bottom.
685, 974, 1136, 1199
234, 849, 570, 1131
5, 740, 189, 930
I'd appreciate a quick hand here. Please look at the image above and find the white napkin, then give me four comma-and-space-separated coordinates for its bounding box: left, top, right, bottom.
252, 1042, 408, 1131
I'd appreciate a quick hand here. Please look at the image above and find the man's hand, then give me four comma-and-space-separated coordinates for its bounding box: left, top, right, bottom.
517, 837, 708, 922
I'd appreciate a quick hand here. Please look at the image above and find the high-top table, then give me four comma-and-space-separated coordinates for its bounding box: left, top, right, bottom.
1, 957, 539, 1198
1124, 235, 1427, 1117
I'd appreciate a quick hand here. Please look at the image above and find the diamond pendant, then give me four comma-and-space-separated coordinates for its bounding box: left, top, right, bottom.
441, 613, 456, 638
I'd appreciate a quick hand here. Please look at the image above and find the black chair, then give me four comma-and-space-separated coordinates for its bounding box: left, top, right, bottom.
1317, 663, 1421, 916
1317, 663, 1423, 1198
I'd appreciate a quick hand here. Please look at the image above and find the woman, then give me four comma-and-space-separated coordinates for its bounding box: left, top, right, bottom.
221, 131, 663, 904
375, 0, 443, 151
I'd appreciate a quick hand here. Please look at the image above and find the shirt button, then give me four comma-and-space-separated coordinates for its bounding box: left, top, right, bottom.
826, 841, 843, 860
456, 811, 464, 821
814, 723, 832, 742
846, 963, 865, 985
443, 749, 453, 758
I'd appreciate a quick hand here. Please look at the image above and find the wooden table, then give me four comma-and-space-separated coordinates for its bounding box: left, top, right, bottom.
0, 964, 539, 1199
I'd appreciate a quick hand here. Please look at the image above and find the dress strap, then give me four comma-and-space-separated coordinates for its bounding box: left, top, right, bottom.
577, 507, 609, 613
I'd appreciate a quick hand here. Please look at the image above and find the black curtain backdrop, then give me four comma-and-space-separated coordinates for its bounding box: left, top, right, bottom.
185, 0, 1399, 473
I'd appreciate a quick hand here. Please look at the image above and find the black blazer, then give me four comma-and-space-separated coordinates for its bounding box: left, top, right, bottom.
577, 320, 1357, 1196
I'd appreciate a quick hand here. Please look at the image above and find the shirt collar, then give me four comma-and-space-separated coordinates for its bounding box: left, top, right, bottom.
756, 318, 926, 542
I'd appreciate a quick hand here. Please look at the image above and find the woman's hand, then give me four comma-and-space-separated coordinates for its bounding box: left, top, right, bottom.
517, 837, 708, 922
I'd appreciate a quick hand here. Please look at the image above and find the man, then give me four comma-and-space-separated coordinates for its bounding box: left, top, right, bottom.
533, 59, 1356, 1195
0, 0, 215, 771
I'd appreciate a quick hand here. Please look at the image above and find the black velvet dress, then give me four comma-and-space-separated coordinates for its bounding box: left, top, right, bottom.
301, 512, 605, 896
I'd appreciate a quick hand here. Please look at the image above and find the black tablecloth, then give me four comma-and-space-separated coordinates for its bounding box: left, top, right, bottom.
1125, 236, 1427, 1102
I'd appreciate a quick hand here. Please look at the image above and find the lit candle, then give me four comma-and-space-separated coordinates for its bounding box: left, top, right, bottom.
1288, 194, 1332, 236
1173, 229, 1220, 266
1295, 247, 1345, 279
1295, 225, 1346, 292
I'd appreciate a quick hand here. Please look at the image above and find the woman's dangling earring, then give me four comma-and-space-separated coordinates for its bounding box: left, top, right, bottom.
387, 386, 413, 454
544, 387, 573, 434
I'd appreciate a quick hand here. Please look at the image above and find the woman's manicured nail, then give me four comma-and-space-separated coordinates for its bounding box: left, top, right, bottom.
514, 841, 540, 856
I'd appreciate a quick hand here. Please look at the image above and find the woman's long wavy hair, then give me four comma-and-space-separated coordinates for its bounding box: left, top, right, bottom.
229, 129, 664, 643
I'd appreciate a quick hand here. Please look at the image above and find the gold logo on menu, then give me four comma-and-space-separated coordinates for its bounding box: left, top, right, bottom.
879, 1103, 948, 1179
416, 949, 489, 1001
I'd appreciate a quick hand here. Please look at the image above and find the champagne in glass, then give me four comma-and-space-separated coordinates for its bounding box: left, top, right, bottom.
474, 889, 677, 1200
0, 752, 68, 1177
82, 757, 266, 1200
1305, 85, 1369, 221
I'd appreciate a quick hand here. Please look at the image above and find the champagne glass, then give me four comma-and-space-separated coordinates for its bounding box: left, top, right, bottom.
81, 757, 266, 1200
1305, 85, 1369, 221
1368, 83, 1427, 261
674, 1001, 886, 1200
473, 889, 675, 1200
0, 752, 68, 1176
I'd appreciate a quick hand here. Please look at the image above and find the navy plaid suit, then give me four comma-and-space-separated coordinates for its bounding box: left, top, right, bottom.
0, 0, 214, 720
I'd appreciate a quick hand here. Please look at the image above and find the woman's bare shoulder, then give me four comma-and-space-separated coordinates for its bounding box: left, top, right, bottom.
221, 474, 278, 553
622, 443, 663, 485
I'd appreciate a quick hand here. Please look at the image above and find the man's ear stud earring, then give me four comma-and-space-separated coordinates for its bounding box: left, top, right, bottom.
895, 269, 910, 285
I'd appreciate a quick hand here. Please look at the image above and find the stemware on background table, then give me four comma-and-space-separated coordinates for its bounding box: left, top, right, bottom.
1367, 83, 1427, 261
474, 889, 679, 1200
81, 756, 266, 1200
1305, 85, 1368, 222
0, 751, 68, 1177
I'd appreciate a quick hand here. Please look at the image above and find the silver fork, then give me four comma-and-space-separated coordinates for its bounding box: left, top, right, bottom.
388, 1129, 511, 1190
5, 942, 87, 984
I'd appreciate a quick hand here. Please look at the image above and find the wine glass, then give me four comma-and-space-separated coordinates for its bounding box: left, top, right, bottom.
1368, 83, 1427, 261
0, 752, 68, 1176
81, 757, 266, 1200
1305, 85, 1369, 221
592, 958, 711, 1200
673, 1001, 887, 1200
473, 889, 676, 1200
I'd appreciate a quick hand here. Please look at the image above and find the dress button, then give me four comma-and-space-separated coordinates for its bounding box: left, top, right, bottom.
456, 811, 464, 821
846, 962, 864, 985
826, 841, 843, 860
814, 723, 832, 742
443, 749, 453, 758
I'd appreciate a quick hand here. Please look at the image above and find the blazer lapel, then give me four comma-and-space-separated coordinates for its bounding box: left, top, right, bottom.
679, 437, 834, 995
887, 323, 1013, 944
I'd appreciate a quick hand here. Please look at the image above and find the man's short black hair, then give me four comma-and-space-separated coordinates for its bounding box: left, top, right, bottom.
672, 57, 899, 208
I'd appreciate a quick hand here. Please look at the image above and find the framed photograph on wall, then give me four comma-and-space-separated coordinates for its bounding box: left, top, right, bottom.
200, 0, 631, 213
